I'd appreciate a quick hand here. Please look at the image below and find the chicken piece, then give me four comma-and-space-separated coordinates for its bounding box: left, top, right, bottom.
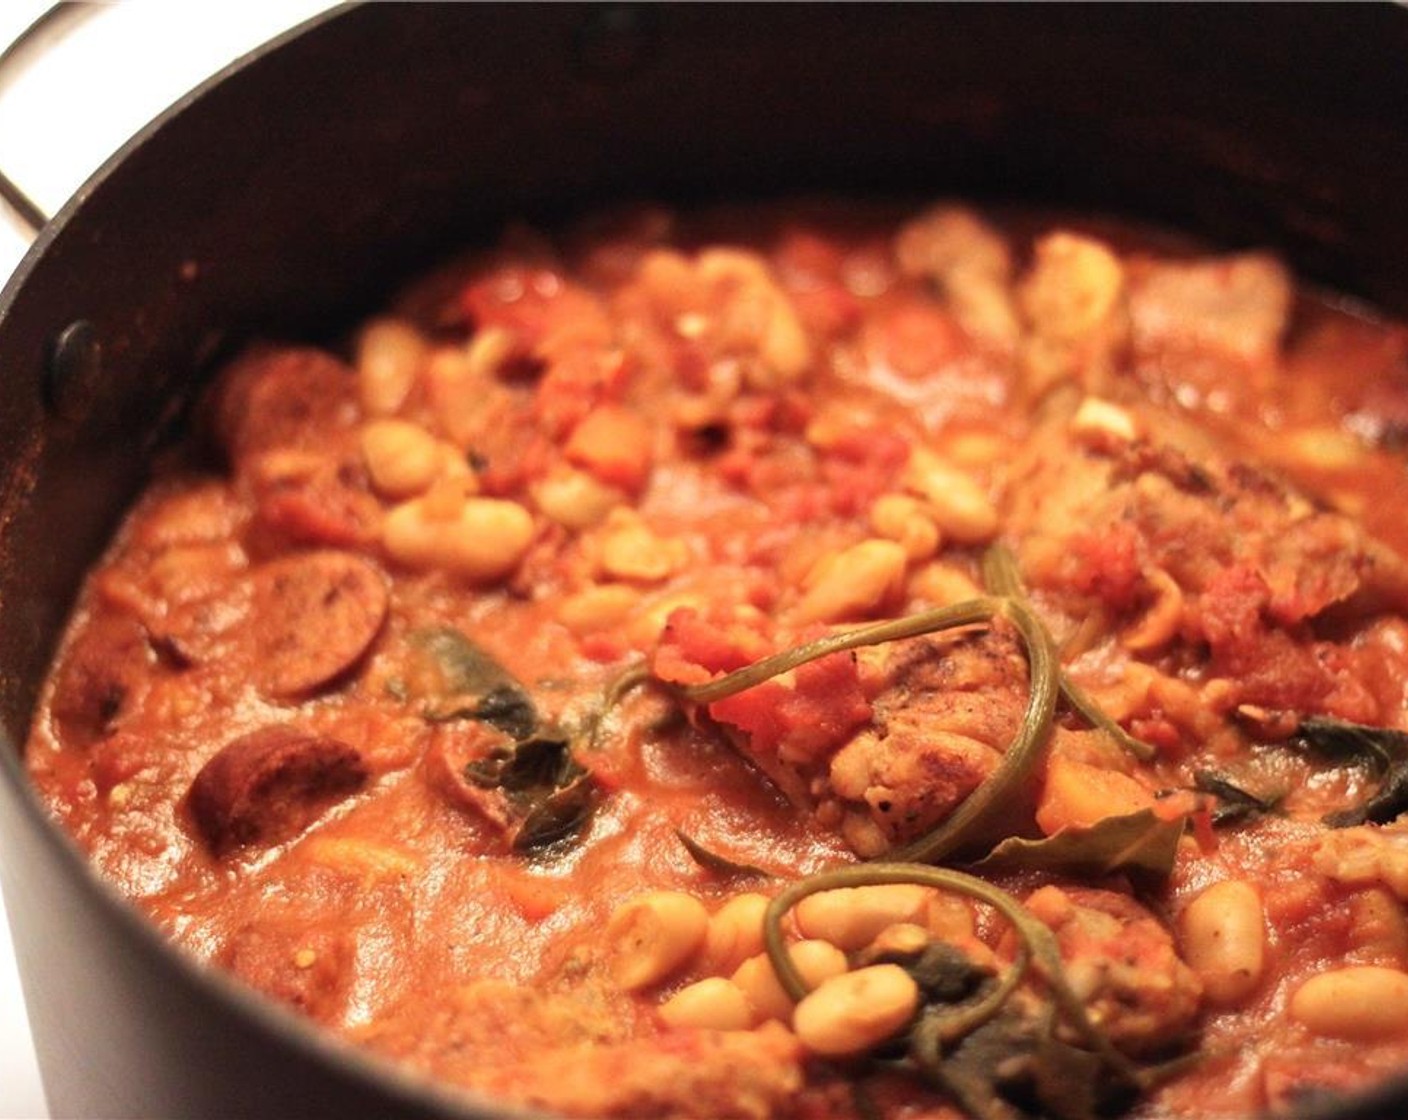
1022, 885, 1203, 1056
1004, 409, 1408, 722
1018, 232, 1128, 396
827, 626, 1027, 855
1130, 253, 1291, 366
1313, 823, 1408, 902
894, 205, 1021, 346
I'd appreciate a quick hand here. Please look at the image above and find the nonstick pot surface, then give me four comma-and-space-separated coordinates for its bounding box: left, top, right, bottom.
2, 5, 1408, 1118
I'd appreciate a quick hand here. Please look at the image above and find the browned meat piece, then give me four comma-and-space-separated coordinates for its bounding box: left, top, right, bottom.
378, 978, 803, 1120
1005, 405, 1408, 720
1018, 231, 1129, 395
188, 725, 368, 854
1022, 885, 1203, 1056
827, 626, 1027, 855
208, 346, 358, 461
48, 613, 152, 746
219, 919, 355, 1025
247, 551, 388, 697
1129, 253, 1291, 365
245, 451, 383, 551
894, 205, 1021, 346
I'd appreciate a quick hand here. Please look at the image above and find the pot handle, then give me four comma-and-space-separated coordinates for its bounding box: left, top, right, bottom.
0, 3, 91, 237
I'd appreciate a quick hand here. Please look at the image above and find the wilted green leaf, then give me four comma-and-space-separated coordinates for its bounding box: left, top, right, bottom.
971, 809, 1184, 879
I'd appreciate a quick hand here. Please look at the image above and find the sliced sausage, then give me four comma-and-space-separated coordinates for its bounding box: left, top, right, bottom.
208, 346, 356, 462
48, 613, 152, 746
188, 725, 367, 855
248, 551, 388, 697
219, 920, 354, 1024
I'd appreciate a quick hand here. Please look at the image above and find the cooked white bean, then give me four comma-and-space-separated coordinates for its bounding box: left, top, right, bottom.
659, 977, 755, 1031
1071, 396, 1140, 444
869, 494, 941, 562
900, 449, 997, 543
1180, 880, 1266, 1006
557, 584, 641, 636
794, 885, 932, 951
356, 318, 428, 417
793, 539, 908, 624
382, 496, 534, 582
793, 965, 919, 1057
607, 891, 710, 992
731, 939, 848, 1024
464, 325, 519, 379
1289, 966, 1408, 1040
699, 893, 771, 975
361, 420, 443, 498
531, 467, 624, 530
599, 516, 689, 584
907, 561, 982, 607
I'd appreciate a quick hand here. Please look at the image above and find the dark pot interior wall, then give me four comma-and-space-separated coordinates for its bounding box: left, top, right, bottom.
1, 5, 1407, 1118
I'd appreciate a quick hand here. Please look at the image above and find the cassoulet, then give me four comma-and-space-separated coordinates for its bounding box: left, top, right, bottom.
26, 200, 1408, 1119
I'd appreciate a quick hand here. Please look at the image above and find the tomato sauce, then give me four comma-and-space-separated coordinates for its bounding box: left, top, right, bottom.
25, 200, 1408, 1119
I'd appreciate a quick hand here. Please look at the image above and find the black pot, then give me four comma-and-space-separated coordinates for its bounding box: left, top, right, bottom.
3, 5, 1408, 1118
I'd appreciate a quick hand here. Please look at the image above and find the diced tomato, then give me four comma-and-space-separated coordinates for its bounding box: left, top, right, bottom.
534, 350, 631, 439
709, 651, 871, 765
1067, 523, 1143, 611
651, 608, 774, 686
819, 426, 911, 515
564, 405, 653, 491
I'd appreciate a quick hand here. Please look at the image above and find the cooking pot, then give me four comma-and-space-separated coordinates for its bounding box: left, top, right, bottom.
3, 5, 1408, 1118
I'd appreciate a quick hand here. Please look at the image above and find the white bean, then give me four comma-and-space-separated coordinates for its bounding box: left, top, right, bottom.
1289, 966, 1408, 1040
869, 494, 941, 562
531, 467, 623, 530
731, 940, 848, 1023
793, 965, 919, 1057
699, 893, 771, 975
659, 977, 755, 1031
356, 318, 427, 417
382, 496, 533, 582
607, 891, 710, 992
361, 420, 443, 498
794, 885, 932, 951
793, 539, 908, 624
901, 448, 997, 543
1180, 880, 1266, 1006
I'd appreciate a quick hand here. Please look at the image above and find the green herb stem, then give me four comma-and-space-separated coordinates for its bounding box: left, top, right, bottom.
984, 545, 1156, 763
678, 599, 998, 706
762, 862, 1140, 1088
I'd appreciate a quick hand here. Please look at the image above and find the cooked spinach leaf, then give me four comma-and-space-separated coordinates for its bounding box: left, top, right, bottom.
1296, 716, 1408, 770
464, 730, 597, 851
514, 770, 597, 851
970, 808, 1184, 880
675, 831, 772, 879
1296, 717, 1408, 829
1193, 771, 1281, 826
407, 626, 541, 734
1325, 766, 1408, 828
404, 629, 597, 851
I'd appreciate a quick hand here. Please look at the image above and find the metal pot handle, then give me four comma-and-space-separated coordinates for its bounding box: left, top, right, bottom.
0, 2, 92, 237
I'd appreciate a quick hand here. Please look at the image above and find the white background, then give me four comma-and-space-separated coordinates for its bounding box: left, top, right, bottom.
0, 5, 335, 1117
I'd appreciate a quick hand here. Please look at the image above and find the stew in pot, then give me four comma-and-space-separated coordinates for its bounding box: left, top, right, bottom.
25, 200, 1408, 1119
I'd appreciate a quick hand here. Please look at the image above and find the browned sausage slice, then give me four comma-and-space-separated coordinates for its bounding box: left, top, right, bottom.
49, 614, 152, 746
188, 726, 367, 855
248, 551, 388, 697
208, 346, 356, 462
